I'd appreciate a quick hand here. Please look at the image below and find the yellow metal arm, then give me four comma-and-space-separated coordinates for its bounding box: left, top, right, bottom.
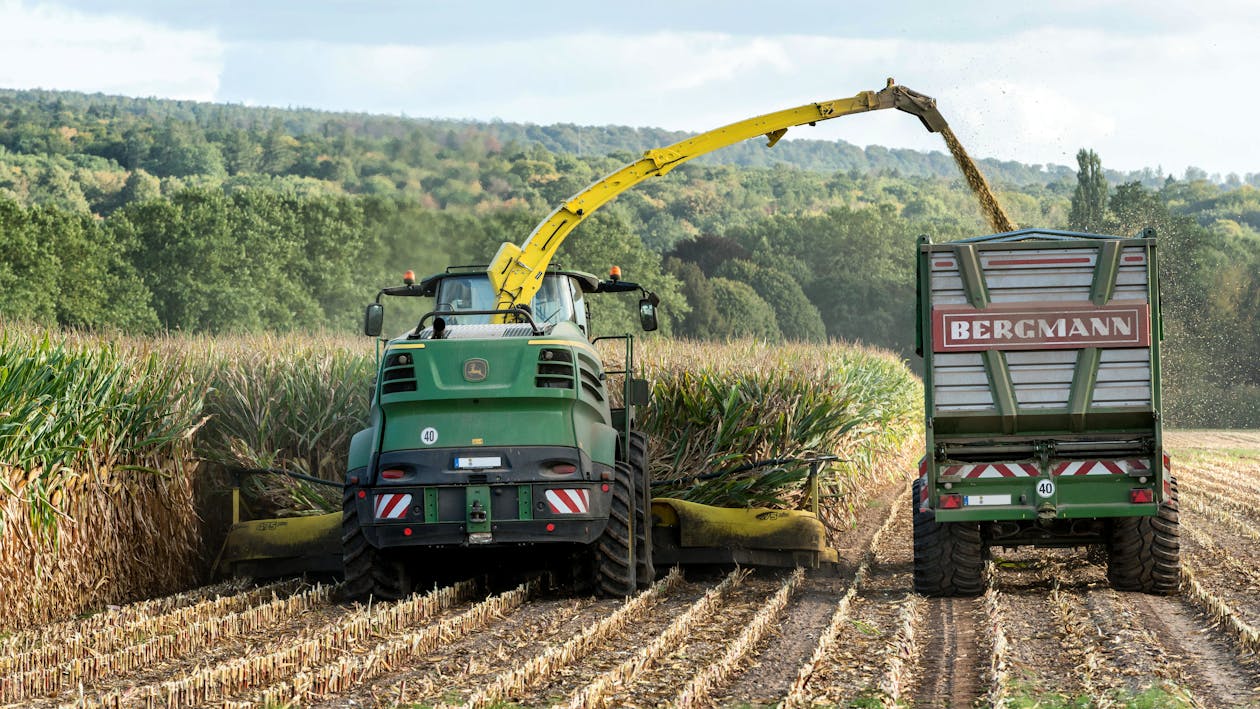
488, 81, 946, 316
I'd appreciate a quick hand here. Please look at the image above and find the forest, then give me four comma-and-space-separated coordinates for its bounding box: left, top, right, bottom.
0, 88, 1257, 426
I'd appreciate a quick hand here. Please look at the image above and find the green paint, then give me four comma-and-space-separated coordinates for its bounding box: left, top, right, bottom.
982, 350, 1017, 434
1090, 239, 1121, 305
517, 484, 533, 521
423, 488, 438, 523
1067, 348, 1101, 433
953, 243, 991, 309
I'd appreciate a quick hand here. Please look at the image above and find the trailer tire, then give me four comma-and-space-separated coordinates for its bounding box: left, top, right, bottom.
912, 478, 986, 597
341, 486, 411, 602
1106, 476, 1180, 595
628, 432, 655, 588
594, 461, 638, 597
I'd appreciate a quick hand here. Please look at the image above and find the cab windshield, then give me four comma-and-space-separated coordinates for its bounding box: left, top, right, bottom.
435, 274, 577, 326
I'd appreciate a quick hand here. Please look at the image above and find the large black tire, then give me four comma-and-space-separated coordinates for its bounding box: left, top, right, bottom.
593, 461, 637, 597
341, 487, 411, 602
628, 432, 655, 588
1106, 476, 1180, 594
912, 478, 986, 597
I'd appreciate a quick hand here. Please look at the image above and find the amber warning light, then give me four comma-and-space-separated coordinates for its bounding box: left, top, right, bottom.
609, 266, 622, 281
403, 270, 415, 285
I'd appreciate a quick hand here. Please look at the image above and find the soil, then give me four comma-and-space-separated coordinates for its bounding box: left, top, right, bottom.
8, 434, 1260, 707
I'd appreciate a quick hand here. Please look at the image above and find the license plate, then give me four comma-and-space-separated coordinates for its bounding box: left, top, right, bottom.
964, 494, 1012, 506
455, 456, 502, 469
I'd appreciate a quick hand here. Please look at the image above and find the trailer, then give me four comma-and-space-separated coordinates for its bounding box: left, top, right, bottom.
913, 227, 1179, 596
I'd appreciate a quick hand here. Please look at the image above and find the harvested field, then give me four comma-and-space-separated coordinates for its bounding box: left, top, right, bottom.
4, 432, 1260, 707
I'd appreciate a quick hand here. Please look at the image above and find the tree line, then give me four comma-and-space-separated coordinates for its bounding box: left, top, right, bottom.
0, 91, 1257, 425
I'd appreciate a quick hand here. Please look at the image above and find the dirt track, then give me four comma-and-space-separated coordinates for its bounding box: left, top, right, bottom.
3, 432, 1259, 707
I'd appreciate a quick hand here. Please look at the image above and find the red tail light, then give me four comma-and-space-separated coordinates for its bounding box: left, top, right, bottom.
1130, 488, 1154, 504
381, 469, 405, 480
550, 464, 577, 475
940, 493, 963, 509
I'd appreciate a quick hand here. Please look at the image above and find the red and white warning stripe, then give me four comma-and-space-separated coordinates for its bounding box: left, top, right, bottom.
1051, 459, 1150, 476
374, 493, 412, 520
917, 457, 930, 512
941, 463, 1039, 479
545, 488, 590, 514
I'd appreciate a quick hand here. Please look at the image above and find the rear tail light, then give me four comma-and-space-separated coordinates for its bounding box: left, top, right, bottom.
940, 493, 963, 509
1130, 488, 1154, 504
550, 463, 577, 476
381, 469, 405, 480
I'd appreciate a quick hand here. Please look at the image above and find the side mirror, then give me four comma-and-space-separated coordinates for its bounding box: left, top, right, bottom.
628, 378, 651, 406
364, 303, 384, 337
638, 298, 659, 332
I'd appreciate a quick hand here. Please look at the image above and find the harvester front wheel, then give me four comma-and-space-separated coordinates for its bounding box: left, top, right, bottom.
629, 432, 655, 588
341, 486, 411, 602
1106, 476, 1180, 594
593, 462, 638, 597
912, 478, 986, 597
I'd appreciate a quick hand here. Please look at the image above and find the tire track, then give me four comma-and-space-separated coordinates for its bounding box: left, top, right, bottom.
913, 595, 986, 708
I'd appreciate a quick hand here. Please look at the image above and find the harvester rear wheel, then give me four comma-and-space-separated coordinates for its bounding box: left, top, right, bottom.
629, 432, 655, 588
341, 486, 411, 602
912, 478, 986, 597
1106, 476, 1180, 594
593, 461, 637, 597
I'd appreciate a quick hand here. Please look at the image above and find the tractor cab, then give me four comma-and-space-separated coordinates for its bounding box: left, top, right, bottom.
363, 266, 658, 341
430, 268, 596, 334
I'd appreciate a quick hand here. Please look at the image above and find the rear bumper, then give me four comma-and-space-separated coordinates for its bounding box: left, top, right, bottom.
354, 480, 614, 549
935, 501, 1158, 523
921, 453, 1171, 523
352, 444, 619, 549
363, 516, 608, 548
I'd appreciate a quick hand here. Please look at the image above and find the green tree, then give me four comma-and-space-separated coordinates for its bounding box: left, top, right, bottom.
708, 277, 779, 341
716, 259, 826, 342
1069, 148, 1108, 231
664, 257, 724, 339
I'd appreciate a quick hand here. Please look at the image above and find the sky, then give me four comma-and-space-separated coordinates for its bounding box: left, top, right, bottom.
0, 0, 1256, 177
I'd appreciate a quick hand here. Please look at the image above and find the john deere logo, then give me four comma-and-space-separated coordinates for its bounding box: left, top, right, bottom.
464, 358, 488, 382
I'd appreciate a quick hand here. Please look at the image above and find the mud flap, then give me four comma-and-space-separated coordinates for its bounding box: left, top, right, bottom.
650, 498, 837, 568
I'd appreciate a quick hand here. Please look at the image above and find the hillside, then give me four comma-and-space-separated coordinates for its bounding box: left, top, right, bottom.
0, 87, 1257, 426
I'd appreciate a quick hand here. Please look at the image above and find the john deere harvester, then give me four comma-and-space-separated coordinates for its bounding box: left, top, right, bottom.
217, 80, 953, 597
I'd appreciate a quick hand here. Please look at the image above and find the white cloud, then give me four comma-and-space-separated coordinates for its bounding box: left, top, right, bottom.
3, 0, 1256, 176
0, 0, 223, 100
219, 23, 1260, 174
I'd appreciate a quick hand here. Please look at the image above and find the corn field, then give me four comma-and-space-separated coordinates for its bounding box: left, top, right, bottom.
0, 327, 918, 631
4, 326, 1260, 707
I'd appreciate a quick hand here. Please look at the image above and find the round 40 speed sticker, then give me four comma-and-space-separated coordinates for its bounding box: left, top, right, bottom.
420, 427, 439, 445
1035, 479, 1056, 498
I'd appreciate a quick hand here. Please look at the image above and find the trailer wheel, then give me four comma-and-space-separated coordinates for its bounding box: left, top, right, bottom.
341, 486, 411, 602
912, 478, 986, 597
1106, 476, 1180, 595
593, 461, 637, 597
628, 432, 655, 588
